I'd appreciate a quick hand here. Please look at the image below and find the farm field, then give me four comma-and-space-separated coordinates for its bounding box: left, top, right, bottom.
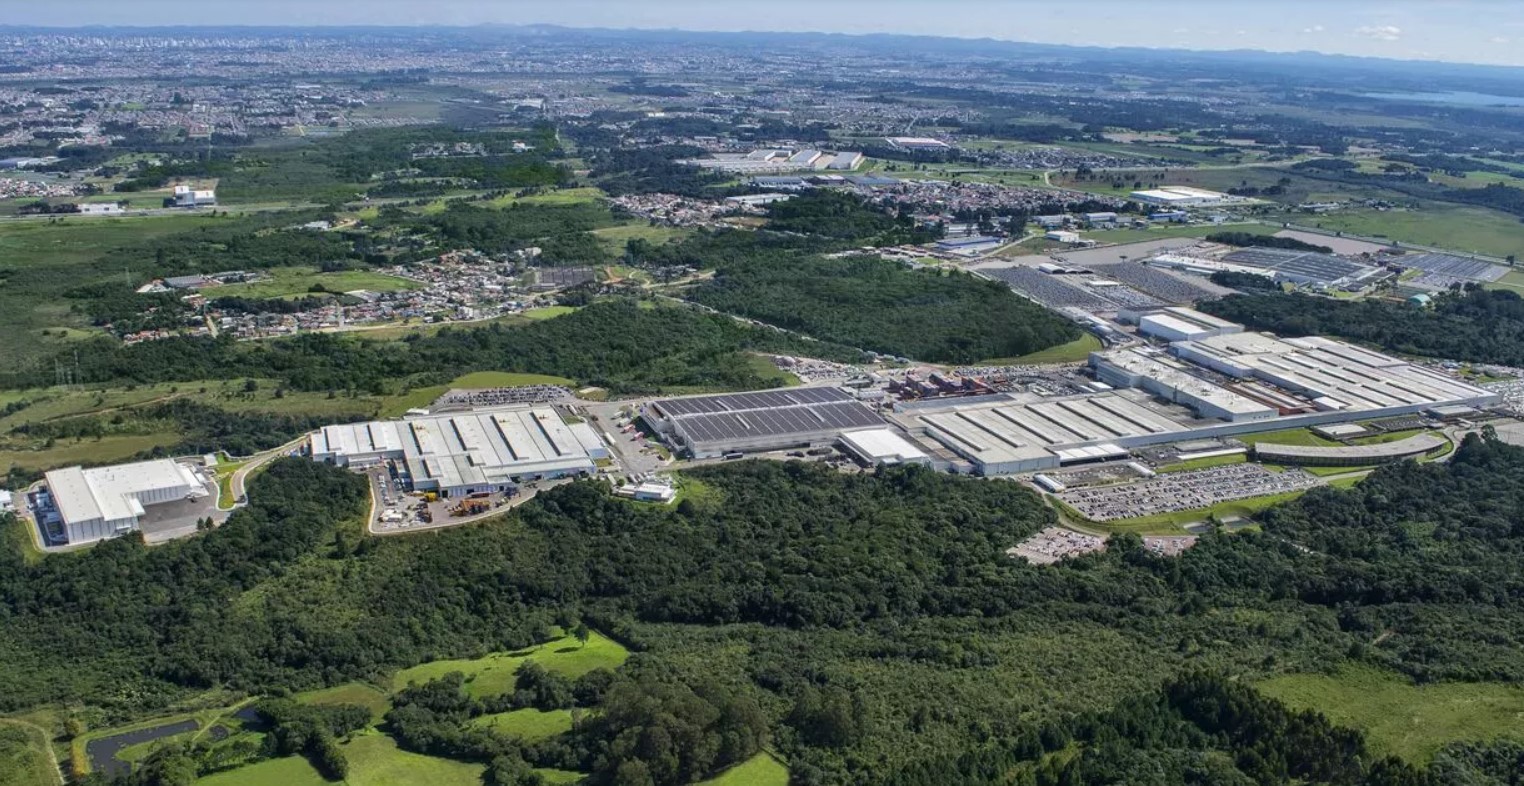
391, 631, 629, 697
210, 266, 421, 300
294, 682, 392, 722
1258, 664, 1524, 764
195, 754, 330, 786
590, 222, 693, 255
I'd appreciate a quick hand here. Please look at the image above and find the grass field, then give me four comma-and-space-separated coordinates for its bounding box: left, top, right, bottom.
1258, 664, 1524, 764
488, 186, 604, 207
982, 333, 1102, 366
1289, 206, 1524, 259
521, 306, 579, 320
342, 733, 484, 786
211, 266, 421, 300
0, 722, 56, 786
1235, 428, 1341, 448
470, 708, 574, 742
392, 631, 629, 697
743, 355, 800, 388
0, 432, 183, 475
1072, 489, 1316, 535
294, 682, 392, 722
591, 222, 694, 255
696, 752, 790, 786
1157, 454, 1248, 473
0, 214, 209, 366
1484, 269, 1524, 293
1081, 223, 1274, 245
196, 754, 330, 786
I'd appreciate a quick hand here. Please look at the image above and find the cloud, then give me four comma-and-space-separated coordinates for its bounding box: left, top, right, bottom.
1354, 25, 1403, 41
1491, 36, 1511, 44
1302, 25, 1325, 34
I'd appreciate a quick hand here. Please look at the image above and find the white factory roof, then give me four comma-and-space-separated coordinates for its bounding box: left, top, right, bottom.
912, 393, 1187, 469
312, 408, 595, 488
839, 429, 930, 464
1162, 306, 1240, 331
1101, 348, 1277, 416
1173, 333, 1496, 412
44, 459, 201, 525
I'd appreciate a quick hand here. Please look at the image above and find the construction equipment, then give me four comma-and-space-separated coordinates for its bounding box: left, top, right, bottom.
451, 498, 492, 517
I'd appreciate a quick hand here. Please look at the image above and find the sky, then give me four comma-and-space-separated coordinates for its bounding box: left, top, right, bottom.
12, 0, 1524, 68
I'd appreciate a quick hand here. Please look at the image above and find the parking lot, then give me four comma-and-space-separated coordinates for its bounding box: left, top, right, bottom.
1059, 463, 1319, 522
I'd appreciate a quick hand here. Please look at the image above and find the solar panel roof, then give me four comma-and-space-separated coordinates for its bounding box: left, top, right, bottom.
674, 401, 885, 442
655, 387, 852, 418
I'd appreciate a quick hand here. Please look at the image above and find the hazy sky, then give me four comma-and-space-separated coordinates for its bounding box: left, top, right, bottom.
14, 0, 1524, 67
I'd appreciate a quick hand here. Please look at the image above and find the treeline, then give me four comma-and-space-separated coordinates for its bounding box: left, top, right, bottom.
1, 300, 864, 395
1206, 231, 1333, 254
11, 435, 1524, 780
1199, 287, 1524, 367
1208, 270, 1280, 291
688, 251, 1079, 363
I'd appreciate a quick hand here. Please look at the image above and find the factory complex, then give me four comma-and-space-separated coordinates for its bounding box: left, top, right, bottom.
310, 408, 604, 497
38, 459, 210, 545
681, 148, 865, 174
887, 323, 1495, 475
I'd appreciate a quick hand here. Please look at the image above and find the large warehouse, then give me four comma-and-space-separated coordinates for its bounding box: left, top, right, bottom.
1220, 248, 1387, 290
310, 408, 598, 496
644, 387, 885, 458
1136, 306, 1243, 343
893, 324, 1497, 476
42, 459, 207, 545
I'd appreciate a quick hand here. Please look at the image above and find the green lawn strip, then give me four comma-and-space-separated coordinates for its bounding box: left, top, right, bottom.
209, 266, 421, 300
445, 371, 577, 388
391, 631, 629, 697
1155, 454, 1247, 473
980, 333, 1102, 366
1257, 663, 1524, 764
696, 751, 790, 786
469, 708, 575, 742
1066, 489, 1316, 535
1235, 427, 1342, 447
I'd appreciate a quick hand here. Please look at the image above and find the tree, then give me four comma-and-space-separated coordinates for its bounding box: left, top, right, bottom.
572, 622, 590, 649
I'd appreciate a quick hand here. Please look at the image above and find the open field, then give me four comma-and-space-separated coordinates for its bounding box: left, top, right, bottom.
1484, 269, 1524, 293
342, 733, 484, 786
348, 313, 529, 342
392, 631, 629, 697
470, 708, 574, 742
1081, 223, 1275, 245
1286, 206, 1524, 259
0, 433, 183, 476
196, 754, 330, 786
981, 333, 1102, 366
487, 186, 604, 207
696, 752, 790, 786
1157, 454, 1248, 473
294, 682, 392, 722
1258, 664, 1524, 764
591, 222, 694, 255
211, 266, 421, 300
1235, 428, 1341, 448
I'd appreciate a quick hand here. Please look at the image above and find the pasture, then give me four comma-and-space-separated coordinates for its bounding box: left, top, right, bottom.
1258, 664, 1524, 764
391, 631, 630, 697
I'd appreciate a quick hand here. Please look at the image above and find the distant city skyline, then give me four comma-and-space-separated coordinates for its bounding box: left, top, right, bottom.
8, 0, 1524, 68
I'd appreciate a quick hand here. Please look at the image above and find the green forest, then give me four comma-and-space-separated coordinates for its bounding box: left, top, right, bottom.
7, 433, 1524, 784
1199, 287, 1524, 366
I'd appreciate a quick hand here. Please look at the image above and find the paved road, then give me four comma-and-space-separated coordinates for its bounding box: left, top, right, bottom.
225, 436, 309, 508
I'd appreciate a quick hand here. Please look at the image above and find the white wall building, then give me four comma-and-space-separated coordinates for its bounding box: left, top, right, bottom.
43, 460, 205, 545
838, 429, 932, 467
1137, 307, 1244, 343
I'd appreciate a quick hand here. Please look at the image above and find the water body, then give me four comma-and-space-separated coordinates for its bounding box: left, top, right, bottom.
1360, 90, 1524, 107
86, 719, 200, 778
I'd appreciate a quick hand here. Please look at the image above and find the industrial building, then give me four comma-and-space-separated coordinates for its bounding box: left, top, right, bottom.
171, 185, 216, 207
1129, 186, 1240, 207
310, 408, 599, 496
838, 429, 932, 467
644, 388, 885, 458
892, 320, 1496, 476
41, 459, 207, 545
1253, 433, 1448, 467
1136, 307, 1243, 343
885, 136, 952, 151
682, 149, 865, 173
